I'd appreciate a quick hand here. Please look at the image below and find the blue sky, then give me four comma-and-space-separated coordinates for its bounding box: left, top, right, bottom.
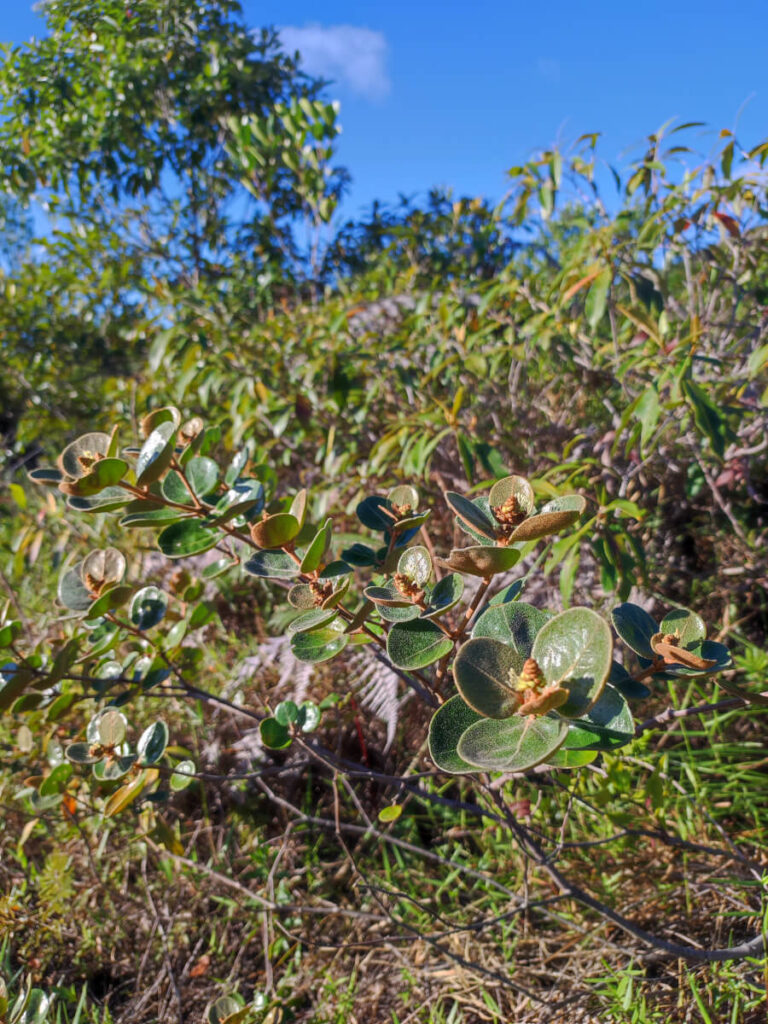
4, 1, 768, 220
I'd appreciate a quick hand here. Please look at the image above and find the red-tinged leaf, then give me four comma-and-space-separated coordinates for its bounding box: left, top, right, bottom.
562, 268, 601, 303
713, 212, 740, 238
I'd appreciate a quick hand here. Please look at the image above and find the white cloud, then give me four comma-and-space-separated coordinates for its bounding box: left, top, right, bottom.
279, 24, 390, 100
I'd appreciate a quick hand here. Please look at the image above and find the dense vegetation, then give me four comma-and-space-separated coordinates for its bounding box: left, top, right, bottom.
2, 2, 768, 1022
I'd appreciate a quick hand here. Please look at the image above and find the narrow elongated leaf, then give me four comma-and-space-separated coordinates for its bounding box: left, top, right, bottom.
68, 486, 132, 513
137, 721, 168, 764
136, 422, 177, 486
86, 584, 133, 619
300, 518, 332, 572
444, 491, 497, 540
104, 768, 157, 817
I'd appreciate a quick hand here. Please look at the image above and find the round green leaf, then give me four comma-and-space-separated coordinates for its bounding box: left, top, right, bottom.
488, 475, 535, 517
98, 709, 127, 746
275, 700, 299, 726
545, 747, 598, 768
297, 700, 321, 732
130, 586, 168, 630
161, 469, 194, 504
421, 573, 464, 619
286, 609, 339, 635
563, 684, 634, 751
386, 619, 453, 670
532, 607, 613, 718
170, 759, 196, 791
442, 545, 521, 578
98, 754, 138, 781
290, 617, 349, 663
137, 720, 169, 764
378, 804, 403, 823
185, 456, 219, 500
611, 603, 658, 660
453, 636, 522, 718
356, 495, 397, 532
59, 457, 129, 496
212, 479, 265, 524
609, 660, 651, 700
243, 550, 300, 579
39, 763, 73, 797
378, 601, 421, 622
260, 717, 291, 749
288, 584, 317, 609
250, 513, 301, 549
58, 563, 92, 612
471, 601, 551, 659
659, 607, 707, 647
141, 406, 181, 437
388, 484, 419, 510
65, 741, 101, 765
158, 519, 220, 558
458, 715, 568, 772
364, 583, 411, 607
397, 545, 432, 586
68, 486, 133, 513
428, 694, 483, 774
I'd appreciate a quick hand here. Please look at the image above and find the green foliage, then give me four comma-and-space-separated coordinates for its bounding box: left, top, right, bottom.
9, 453, 738, 798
